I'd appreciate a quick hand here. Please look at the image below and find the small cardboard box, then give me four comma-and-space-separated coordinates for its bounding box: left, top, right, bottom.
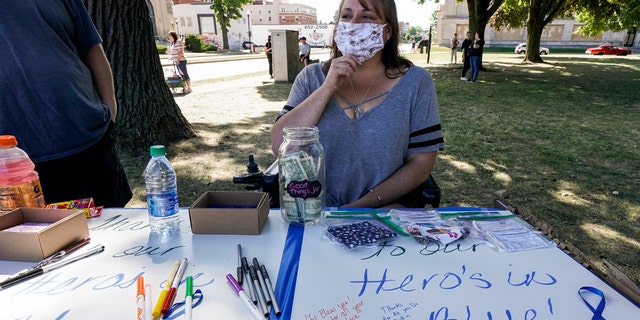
0, 208, 90, 261
189, 191, 270, 235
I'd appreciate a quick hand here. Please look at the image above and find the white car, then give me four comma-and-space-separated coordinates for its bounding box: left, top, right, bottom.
515, 43, 550, 55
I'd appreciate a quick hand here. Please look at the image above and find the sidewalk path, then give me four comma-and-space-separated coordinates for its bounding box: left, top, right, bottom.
160, 48, 332, 66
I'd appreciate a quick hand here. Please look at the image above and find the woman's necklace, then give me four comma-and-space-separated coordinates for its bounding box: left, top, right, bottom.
349, 77, 377, 119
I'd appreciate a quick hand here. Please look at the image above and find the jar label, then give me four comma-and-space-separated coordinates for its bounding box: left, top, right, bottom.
286, 179, 322, 199
0, 179, 45, 212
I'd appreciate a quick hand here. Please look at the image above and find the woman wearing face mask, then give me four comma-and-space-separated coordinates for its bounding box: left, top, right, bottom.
270, 0, 445, 208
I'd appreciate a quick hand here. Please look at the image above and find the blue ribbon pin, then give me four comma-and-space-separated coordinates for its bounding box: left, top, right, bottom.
579, 286, 606, 320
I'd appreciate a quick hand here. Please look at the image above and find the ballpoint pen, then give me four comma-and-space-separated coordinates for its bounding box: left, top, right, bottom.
0, 244, 105, 289
11, 237, 91, 278
259, 264, 282, 316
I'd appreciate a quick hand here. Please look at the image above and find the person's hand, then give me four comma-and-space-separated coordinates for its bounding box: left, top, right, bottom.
323, 54, 360, 92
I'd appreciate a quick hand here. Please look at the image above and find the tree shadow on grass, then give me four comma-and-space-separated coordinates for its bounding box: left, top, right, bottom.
121, 110, 280, 207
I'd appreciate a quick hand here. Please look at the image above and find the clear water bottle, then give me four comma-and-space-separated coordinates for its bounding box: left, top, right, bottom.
144, 145, 180, 234
0, 135, 45, 213
278, 126, 325, 226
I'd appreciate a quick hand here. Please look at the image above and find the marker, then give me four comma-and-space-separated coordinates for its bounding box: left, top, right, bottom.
162, 258, 188, 316
144, 284, 152, 320
226, 273, 265, 320
185, 276, 193, 320
249, 264, 269, 317
260, 264, 282, 316
252, 258, 272, 305
0, 245, 105, 289
237, 244, 244, 286
153, 259, 181, 318
137, 276, 145, 320
241, 257, 258, 304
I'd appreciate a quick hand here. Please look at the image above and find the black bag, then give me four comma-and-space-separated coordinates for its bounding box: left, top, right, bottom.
398, 174, 441, 208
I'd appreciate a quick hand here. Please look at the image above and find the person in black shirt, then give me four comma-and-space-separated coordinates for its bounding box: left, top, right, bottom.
460, 32, 472, 80
265, 35, 273, 79
467, 32, 484, 82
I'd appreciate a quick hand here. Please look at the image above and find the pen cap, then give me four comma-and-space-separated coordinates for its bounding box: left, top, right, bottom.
137, 276, 145, 295
186, 276, 193, 296
226, 273, 243, 294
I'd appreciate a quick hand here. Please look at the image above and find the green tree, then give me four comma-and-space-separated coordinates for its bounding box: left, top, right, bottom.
575, 0, 640, 36
210, 0, 254, 50
493, 0, 580, 63
84, 0, 194, 153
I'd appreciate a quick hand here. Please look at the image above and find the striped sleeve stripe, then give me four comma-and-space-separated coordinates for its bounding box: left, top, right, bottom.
274, 105, 294, 122
409, 137, 445, 149
409, 124, 442, 138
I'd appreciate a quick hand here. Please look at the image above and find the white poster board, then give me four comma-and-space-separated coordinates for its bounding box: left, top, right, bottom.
288, 220, 640, 319
0, 209, 289, 319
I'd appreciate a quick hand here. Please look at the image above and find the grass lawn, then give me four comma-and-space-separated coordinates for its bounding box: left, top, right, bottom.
121, 48, 640, 288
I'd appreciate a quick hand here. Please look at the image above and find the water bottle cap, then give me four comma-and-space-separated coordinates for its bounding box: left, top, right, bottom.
0, 135, 18, 147
149, 145, 166, 156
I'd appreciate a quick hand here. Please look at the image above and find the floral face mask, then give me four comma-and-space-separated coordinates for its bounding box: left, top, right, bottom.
334, 21, 387, 63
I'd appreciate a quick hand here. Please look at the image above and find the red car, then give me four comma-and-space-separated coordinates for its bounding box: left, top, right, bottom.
585, 45, 632, 55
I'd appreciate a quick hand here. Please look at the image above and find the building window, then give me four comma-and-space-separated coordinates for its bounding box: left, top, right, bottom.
571, 25, 603, 41
494, 28, 525, 41
187, 17, 192, 27
541, 25, 563, 41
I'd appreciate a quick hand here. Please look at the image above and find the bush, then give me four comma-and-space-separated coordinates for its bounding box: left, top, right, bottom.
156, 45, 167, 54
204, 44, 218, 52
184, 34, 204, 52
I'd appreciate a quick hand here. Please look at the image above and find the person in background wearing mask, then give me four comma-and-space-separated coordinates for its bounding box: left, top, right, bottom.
270, 0, 445, 208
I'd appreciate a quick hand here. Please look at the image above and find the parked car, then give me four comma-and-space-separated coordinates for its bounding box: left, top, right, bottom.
514, 43, 550, 55
242, 41, 257, 49
585, 45, 632, 55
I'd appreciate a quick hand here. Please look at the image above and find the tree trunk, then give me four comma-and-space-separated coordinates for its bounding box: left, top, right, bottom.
525, 16, 545, 63
84, 0, 195, 154
467, 0, 506, 70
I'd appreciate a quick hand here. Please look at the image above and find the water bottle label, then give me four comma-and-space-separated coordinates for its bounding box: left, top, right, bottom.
147, 191, 179, 217
0, 179, 45, 212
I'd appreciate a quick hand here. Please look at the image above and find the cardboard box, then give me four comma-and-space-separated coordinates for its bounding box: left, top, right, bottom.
189, 191, 270, 235
0, 208, 90, 261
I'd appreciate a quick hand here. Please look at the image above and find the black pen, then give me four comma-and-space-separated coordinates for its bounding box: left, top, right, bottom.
249, 264, 269, 317
0, 245, 105, 289
241, 257, 258, 304
12, 237, 91, 278
260, 264, 282, 316
253, 257, 272, 305
237, 244, 243, 286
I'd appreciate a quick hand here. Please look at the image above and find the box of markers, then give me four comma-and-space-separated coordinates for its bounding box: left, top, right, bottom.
189, 191, 270, 235
0, 208, 89, 261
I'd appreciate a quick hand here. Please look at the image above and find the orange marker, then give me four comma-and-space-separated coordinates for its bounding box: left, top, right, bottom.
136, 276, 145, 320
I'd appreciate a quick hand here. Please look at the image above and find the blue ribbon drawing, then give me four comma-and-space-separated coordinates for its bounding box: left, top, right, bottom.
579, 286, 606, 320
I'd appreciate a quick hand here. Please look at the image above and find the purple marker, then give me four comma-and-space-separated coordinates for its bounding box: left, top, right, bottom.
226, 274, 265, 320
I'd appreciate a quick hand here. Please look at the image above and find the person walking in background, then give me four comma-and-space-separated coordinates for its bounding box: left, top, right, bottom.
460, 31, 472, 80
265, 35, 273, 78
467, 32, 484, 82
168, 31, 192, 93
410, 39, 416, 53
450, 32, 459, 64
271, 0, 445, 208
299, 37, 311, 66
0, 0, 132, 207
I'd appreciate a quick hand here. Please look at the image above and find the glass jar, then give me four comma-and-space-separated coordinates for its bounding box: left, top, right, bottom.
278, 126, 325, 226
